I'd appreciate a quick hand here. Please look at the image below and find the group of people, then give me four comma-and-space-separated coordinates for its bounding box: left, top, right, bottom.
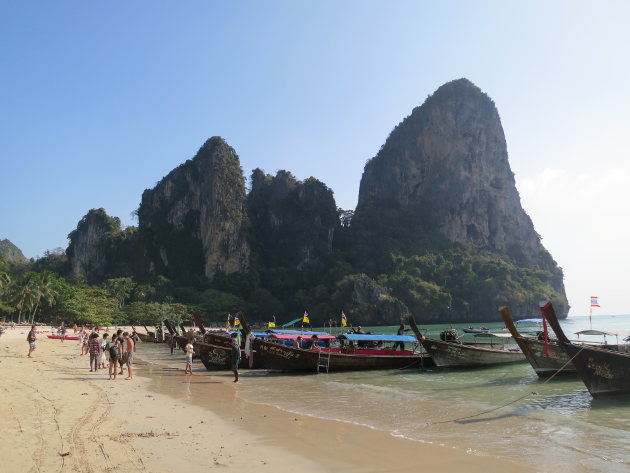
85, 329, 136, 380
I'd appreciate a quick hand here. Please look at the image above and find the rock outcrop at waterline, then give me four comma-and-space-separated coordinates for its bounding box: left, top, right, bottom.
137, 137, 250, 282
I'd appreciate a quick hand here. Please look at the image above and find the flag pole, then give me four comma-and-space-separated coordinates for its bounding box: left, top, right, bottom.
589, 305, 592, 330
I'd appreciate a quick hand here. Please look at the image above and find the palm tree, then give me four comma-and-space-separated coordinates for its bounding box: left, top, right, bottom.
28, 272, 58, 323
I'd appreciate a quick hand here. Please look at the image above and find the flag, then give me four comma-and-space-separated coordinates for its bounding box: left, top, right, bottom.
590, 296, 600, 307
234, 315, 241, 326
302, 311, 310, 324
268, 321, 276, 328
341, 311, 347, 327
226, 314, 231, 330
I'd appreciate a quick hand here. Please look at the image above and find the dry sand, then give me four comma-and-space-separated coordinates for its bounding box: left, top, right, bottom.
0, 327, 536, 472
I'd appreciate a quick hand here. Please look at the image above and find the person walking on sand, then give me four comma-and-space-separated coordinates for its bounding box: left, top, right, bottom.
88, 333, 102, 372
184, 340, 194, 374
27, 324, 37, 357
123, 332, 135, 380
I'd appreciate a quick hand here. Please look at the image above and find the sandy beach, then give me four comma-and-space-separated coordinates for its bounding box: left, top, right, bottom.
0, 328, 535, 473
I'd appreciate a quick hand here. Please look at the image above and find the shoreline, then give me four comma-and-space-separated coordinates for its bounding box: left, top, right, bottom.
1, 328, 535, 472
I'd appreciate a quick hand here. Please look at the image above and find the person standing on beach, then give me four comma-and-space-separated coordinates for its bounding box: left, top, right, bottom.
230, 332, 240, 383
88, 333, 102, 372
27, 325, 37, 357
108, 338, 120, 380
115, 330, 125, 376
184, 341, 194, 374
123, 332, 135, 380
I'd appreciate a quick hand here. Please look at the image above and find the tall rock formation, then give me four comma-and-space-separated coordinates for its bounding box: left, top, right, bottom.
67, 208, 122, 283
247, 169, 339, 270
354, 78, 567, 319
0, 239, 27, 264
138, 137, 249, 283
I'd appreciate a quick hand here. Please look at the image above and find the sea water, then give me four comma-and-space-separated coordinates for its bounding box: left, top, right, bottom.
136, 315, 630, 473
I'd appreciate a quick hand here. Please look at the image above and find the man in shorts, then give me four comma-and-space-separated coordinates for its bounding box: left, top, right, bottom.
27, 325, 37, 357
123, 332, 135, 380
184, 341, 194, 374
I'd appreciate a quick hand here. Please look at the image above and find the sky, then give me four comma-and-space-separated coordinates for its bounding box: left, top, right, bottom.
1, 1, 629, 316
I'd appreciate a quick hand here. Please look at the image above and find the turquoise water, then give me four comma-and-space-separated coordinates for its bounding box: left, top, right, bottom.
137, 315, 630, 473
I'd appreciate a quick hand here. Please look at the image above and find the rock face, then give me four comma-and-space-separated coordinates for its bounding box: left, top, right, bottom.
247, 169, 339, 270
332, 274, 410, 326
359, 79, 538, 261
0, 239, 27, 264
354, 78, 567, 318
67, 209, 121, 283
138, 137, 249, 282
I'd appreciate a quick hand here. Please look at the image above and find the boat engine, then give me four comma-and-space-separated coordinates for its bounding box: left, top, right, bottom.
440, 329, 459, 342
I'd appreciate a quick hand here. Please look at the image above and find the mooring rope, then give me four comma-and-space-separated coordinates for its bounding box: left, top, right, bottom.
424, 345, 587, 426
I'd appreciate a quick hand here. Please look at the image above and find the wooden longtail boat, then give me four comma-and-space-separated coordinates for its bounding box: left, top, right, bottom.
541, 301, 630, 397
407, 315, 525, 367
194, 312, 256, 370
252, 333, 431, 372
499, 306, 575, 377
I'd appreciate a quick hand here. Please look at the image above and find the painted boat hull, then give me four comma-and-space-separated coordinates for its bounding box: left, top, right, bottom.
540, 301, 630, 397
499, 307, 575, 377
196, 334, 256, 370
421, 338, 525, 367
47, 334, 79, 340
252, 339, 432, 372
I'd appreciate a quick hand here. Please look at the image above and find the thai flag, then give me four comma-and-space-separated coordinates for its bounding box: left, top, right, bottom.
590, 296, 600, 307
341, 311, 347, 327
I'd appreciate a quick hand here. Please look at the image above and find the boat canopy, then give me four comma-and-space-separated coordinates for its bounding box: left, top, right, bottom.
267, 333, 336, 340
575, 330, 617, 337
268, 329, 330, 336
473, 332, 513, 338
516, 318, 543, 324
339, 334, 417, 342
281, 318, 303, 327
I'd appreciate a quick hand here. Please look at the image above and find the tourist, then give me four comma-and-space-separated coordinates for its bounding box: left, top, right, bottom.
27, 324, 37, 358
78, 329, 85, 354
168, 334, 175, 355
230, 332, 240, 383
108, 338, 120, 380
100, 333, 108, 369
184, 340, 194, 374
293, 336, 302, 349
88, 333, 102, 372
115, 330, 125, 375
309, 335, 320, 350
82, 330, 89, 355
123, 332, 135, 380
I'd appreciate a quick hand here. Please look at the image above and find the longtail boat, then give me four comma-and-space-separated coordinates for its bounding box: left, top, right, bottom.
541, 301, 630, 397
407, 315, 525, 367
194, 312, 256, 370
499, 306, 575, 377
252, 332, 431, 372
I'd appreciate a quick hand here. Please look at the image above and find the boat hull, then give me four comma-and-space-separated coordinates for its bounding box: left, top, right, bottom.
196, 334, 257, 370
47, 334, 79, 340
253, 339, 432, 372
421, 339, 525, 367
556, 343, 630, 397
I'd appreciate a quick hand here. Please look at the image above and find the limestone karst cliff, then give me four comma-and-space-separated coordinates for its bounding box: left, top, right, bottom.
352, 78, 568, 319
138, 137, 250, 283
0, 239, 27, 264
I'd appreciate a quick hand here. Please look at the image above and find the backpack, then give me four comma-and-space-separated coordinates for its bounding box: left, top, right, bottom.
109, 344, 119, 358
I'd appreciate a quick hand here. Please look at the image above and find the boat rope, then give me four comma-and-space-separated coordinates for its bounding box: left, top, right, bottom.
426, 346, 587, 426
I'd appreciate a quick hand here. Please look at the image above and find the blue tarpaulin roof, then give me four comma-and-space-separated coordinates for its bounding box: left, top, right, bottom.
339, 334, 417, 342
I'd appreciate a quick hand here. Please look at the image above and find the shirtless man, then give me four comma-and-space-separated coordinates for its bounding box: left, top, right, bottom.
122, 332, 135, 380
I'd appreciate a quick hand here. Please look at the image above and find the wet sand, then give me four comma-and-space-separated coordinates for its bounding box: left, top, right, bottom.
0, 328, 535, 472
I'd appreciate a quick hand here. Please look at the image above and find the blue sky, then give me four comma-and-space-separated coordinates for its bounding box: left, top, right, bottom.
2, 1, 629, 315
